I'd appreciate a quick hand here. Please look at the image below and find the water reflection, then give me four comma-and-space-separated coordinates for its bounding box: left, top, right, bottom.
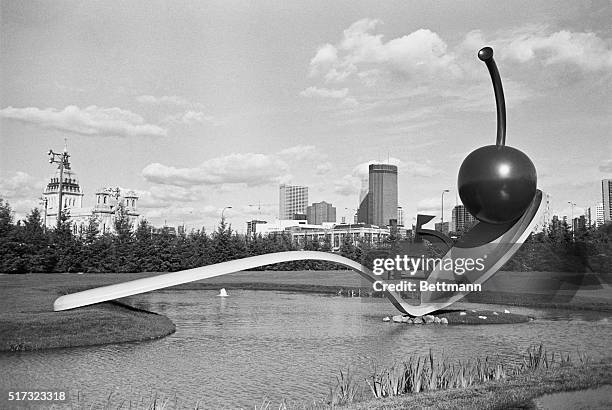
1, 290, 611, 408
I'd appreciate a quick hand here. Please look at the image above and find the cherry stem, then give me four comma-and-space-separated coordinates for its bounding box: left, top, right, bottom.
478, 47, 506, 147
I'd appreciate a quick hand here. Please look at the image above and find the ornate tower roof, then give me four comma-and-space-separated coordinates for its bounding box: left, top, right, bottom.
44, 161, 83, 196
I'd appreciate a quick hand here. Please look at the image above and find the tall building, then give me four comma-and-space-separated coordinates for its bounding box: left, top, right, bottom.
603, 179, 612, 224
306, 201, 336, 225
572, 215, 587, 232
279, 184, 308, 220
42, 149, 139, 234
246, 220, 267, 237
586, 203, 604, 228
451, 204, 476, 233
357, 164, 398, 227
397, 206, 404, 226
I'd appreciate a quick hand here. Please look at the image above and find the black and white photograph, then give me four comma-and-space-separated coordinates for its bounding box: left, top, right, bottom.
1, 1, 611, 409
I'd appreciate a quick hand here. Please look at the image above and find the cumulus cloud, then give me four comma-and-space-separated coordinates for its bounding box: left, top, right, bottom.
503, 29, 612, 71
309, 18, 460, 84
309, 44, 338, 76
300, 86, 349, 99
277, 145, 319, 161
0, 105, 167, 138
0, 171, 46, 219
334, 174, 362, 196
136, 95, 191, 106
143, 204, 221, 221
299, 86, 358, 106
0, 171, 44, 199
162, 110, 214, 125
142, 153, 290, 187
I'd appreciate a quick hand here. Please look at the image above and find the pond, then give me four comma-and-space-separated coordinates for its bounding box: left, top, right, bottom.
1, 289, 611, 408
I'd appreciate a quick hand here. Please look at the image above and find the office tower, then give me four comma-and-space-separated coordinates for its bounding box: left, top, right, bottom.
357, 164, 398, 227
246, 220, 267, 236
397, 206, 404, 227
306, 201, 336, 225
451, 204, 476, 233
603, 179, 612, 224
279, 184, 308, 220
586, 203, 604, 228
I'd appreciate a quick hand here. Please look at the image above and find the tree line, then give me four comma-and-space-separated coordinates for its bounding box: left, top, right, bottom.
0, 197, 366, 274
1, 197, 610, 274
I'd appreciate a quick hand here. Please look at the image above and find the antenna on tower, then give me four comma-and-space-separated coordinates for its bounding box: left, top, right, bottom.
63, 137, 68, 153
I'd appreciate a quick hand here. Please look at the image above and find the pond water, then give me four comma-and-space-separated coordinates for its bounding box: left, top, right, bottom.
1, 290, 611, 408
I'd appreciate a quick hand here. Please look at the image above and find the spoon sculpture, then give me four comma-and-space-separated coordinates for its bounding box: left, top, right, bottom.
54, 47, 544, 316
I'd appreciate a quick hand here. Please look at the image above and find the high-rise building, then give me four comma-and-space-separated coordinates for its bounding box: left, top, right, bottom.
357, 164, 398, 227
602, 179, 612, 224
397, 206, 404, 227
451, 204, 476, 233
279, 184, 308, 220
572, 215, 587, 232
306, 201, 336, 225
586, 203, 604, 228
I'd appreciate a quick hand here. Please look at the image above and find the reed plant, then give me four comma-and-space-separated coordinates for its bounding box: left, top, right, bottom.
334, 344, 585, 401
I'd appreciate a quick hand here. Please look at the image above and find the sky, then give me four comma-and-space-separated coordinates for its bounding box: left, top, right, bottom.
1, 0, 611, 233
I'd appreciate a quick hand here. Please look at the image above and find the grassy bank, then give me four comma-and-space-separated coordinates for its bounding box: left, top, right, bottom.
345, 360, 612, 409
0, 274, 175, 352
322, 344, 610, 409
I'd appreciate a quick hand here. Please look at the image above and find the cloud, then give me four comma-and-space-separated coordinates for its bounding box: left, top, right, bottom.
0, 105, 167, 138
316, 162, 333, 175
0, 171, 46, 219
599, 159, 612, 173
299, 86, 358, 106
143, 204, 221, 221
309, 18, 460, 84
334, 174, 362, 196
136, 95, 191, 106
142, 153, 290, 187
277, 145, 319, 161
309, 44, 338, 76
503, 29, 612, 71
162, 110, 214, 125
0, 171, 43, 200
300, 86, 349, 99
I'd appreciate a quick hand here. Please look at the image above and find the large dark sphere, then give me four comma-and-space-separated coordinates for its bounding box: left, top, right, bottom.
458, 145, 537, 224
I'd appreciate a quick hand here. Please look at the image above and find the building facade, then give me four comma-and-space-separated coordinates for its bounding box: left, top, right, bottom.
357, 164, 398, 227
603, 179, 612, 224
306, 201, 336, 225
279, 184, 308, 220
586, 203, 604, 228
451, 204, 476, 233
397, 206, 404, 226
43, 151, 139, 234
246, 219, 268, 237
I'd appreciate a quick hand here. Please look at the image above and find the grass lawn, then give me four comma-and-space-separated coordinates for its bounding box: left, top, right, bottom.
0, 274, 175, 351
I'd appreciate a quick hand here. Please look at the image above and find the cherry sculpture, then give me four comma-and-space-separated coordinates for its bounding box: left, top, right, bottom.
458, 47, 537, 224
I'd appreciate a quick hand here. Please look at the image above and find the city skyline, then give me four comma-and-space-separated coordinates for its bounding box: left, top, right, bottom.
1, 1, 611, 233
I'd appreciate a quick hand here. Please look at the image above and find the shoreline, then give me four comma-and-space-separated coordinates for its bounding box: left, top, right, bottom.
1, 271, 610, 352
346, 360, 612, 409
